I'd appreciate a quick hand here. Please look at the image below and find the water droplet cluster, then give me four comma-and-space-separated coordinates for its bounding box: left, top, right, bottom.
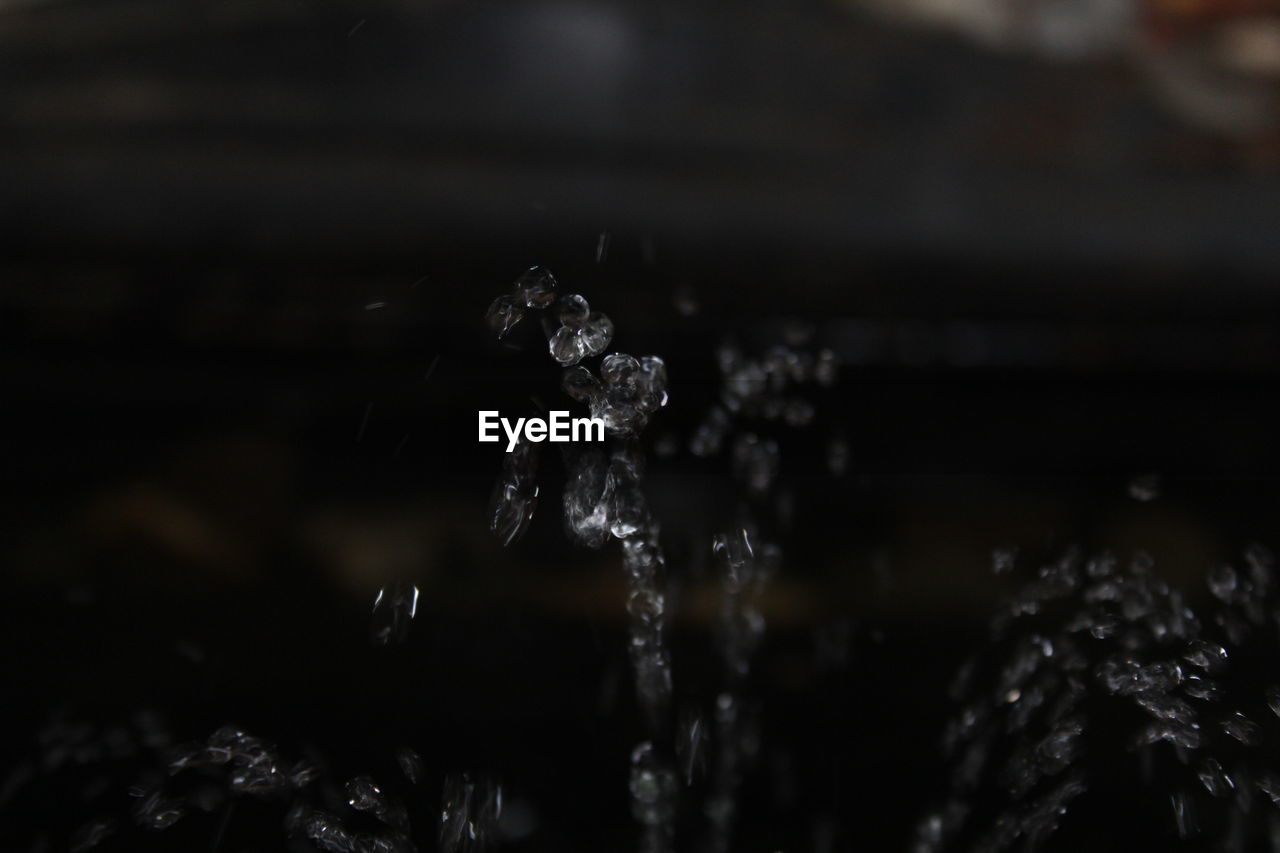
690, 342, 838, 468
485, 268, 675, 847
919, 544, 1280, 851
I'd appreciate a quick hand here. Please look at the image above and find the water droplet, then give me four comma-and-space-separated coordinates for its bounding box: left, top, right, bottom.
826, 436, 849, 476
130, 787, 184, 830
579, 313, 614, 358
1208, 564, 1240, 602
627, 589, 665, 625
1128, 473, 1161, 502
561, 366, 602, 405
562, 449, 611, 548
992, 546, 1018, 575
730, 433, 779, 496
397, 748, 424, 784
1258, 772, 1280, 805
347, 776, 383, 811
70, 819, 116, 852
514, 267, 557, 308
1182, 675, 1222, 701
558, 293, 590, 325
440, 772, 501, 853
549, 325, 587, 366
602, 353, 640, 386
635, 356, 669, 413
370, 581, 419, 646
1266, 685, 1280, 718
1221, 712, 1262, 745
488, 440, 539, 546
629, 742, 677, 827
1183, 639, 1229, 675
1171, 790, 1199, 838
813, 348, 839, 387
289, 760, 318, 788
485, 295, 524, 339
673, 285, 699, 316
1199, 758, 1235, 797
676, 709, 707, 786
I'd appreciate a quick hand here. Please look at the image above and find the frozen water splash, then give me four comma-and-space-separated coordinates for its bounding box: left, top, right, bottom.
920, 544, 1280, 851
684, 333, 836, 852
485, 271, 667, 547
514, 266, 558, 309
484, 295, 524, 340
6, 718, 421, 853
548, 294, 613, 367
348, 775, 410, 831
691, 342, 840, 458
586, 354, 669, 437
130, 785, 185, 830
731, 434, 780, 497
712, 529, 774, 680
482, 284, 844, 853
167, 725, 305, 798
705, 691, 764, 853
488, 436, 539, 546
485, 268, 678, 850
397, 747, 425, 785
440, 772, 501, 853
631, 742, 678, 853
563, 447, 612, 548
621, 510, 674, 728
70, 819, 116, 852
676, 706, 708, 787
286, 803, 417, 853
484, 266, 557, 339
370, 580, 419, 645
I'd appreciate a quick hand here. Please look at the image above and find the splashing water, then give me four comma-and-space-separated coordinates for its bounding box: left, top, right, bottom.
919, 543, 1280, 852
440, 772, 501, 853
483, 267, 676, 850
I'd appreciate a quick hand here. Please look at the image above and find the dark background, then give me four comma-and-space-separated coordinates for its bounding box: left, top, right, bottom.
4, 0, 1280, 850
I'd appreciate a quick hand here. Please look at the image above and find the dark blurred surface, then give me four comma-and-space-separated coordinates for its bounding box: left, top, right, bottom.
5, 0, 1280, 851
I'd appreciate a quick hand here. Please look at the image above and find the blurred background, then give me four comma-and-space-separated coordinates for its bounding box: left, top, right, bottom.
5, 0, 1280, 850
